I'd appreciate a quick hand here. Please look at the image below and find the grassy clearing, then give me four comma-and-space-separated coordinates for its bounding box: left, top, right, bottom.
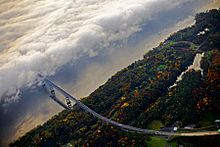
146, 136, 177, 147
147, 120, 164, 130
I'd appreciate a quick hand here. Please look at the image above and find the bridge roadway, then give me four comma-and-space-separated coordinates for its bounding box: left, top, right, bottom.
43, 78, 220, 137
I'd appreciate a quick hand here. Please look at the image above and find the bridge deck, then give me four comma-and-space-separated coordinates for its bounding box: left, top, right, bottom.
43, 78, 220, 137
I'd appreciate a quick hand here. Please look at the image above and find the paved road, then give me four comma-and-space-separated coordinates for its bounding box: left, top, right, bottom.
42, 78, 220, 137
180, 131, 220, 137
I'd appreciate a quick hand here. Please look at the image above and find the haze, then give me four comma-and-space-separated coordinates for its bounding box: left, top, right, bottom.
0, 0, 219, 146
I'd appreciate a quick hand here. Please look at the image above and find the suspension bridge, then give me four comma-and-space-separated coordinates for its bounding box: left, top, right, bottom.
38, 75, 220, 137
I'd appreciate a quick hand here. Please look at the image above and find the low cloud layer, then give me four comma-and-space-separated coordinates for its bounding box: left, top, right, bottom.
0, 0, 210, 102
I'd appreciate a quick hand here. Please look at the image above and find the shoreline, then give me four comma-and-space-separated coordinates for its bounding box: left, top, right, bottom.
1, 1, 220, 146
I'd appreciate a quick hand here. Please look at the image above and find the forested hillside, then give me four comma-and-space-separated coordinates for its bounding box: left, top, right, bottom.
11, 9, 220, 147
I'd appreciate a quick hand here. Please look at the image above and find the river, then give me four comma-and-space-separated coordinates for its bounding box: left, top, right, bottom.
0, 0, 219, 146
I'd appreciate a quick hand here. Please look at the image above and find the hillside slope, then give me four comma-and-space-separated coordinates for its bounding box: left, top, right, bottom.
11, 9, 220, 147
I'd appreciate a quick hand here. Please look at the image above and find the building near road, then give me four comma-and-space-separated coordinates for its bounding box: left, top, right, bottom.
215, 120, 220, 128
